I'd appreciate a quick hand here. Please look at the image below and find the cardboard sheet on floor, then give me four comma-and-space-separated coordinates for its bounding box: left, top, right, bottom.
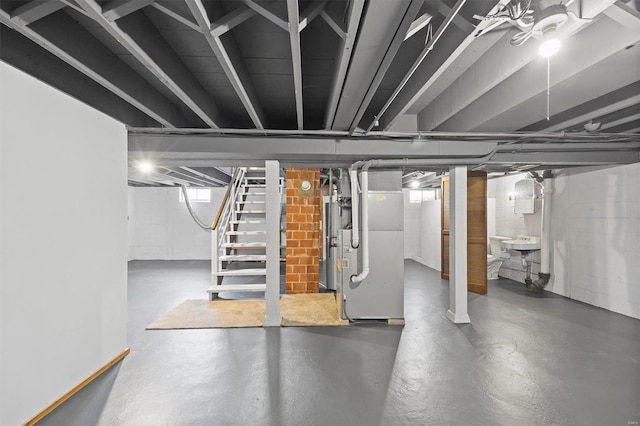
147, 293, 348, 329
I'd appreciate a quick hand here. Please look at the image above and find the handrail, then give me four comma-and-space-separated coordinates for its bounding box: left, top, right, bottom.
211, 168, 244, 230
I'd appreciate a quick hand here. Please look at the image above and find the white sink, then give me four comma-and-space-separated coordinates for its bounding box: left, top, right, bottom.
502, 235, 540, 251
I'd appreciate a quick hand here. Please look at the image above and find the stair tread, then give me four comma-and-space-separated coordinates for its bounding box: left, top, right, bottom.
221, 242, 266, 247
226, 230, 267, 235
214, 268, 267, 276
236, 200, 266, 204
243, 184, 266, 188
207, 284, 266, 293
229, 220, 266, 224
220, 254, 266, 261
239, 210, 266, 214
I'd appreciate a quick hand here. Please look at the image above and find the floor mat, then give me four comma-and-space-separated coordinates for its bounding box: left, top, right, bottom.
147, 293, 348, 329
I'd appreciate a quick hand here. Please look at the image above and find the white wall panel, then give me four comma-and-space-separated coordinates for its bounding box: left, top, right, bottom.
0, 62, 127, 425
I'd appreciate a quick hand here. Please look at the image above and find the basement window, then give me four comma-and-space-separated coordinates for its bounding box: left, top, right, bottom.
409, 189, 439, 203
179, 188, 211, 203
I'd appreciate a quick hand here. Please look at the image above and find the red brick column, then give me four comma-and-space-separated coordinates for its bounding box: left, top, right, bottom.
285, 168, 321, 293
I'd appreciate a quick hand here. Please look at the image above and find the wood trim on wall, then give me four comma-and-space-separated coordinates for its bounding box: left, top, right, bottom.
24, 348, 130, 426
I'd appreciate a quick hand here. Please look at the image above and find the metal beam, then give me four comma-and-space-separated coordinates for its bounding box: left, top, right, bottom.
242, 0, 289, 31
405, 13, 432, 41
10, 0, 65, 26
102, 0, 154, 22
439, 15, 640, 131
331, 0, 422, 131
0, 9, 188, 127
299, 1, 325, 32
286, 0, 303, 129
186, 0, 266, 129
210, 6, 255, 37
161, 167, 214, 186
75, 0, 221, 128
323, 0, 364, 128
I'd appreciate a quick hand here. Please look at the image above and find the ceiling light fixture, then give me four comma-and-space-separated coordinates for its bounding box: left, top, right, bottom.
137, 161, 154, 174
410, 180, 420, 188
539, 37, 560, 57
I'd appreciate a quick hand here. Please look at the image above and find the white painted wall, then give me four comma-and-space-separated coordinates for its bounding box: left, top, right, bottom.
488, 167, 640, 319
403, 189, 421, 259
403, 190, 441, 270
129, 186, 226, 260
548, 164, 639, 319
418, 200, 441, 271
0, 63, 128, 424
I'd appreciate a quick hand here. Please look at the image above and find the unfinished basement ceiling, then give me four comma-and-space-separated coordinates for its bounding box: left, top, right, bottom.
1, 0, 639, 186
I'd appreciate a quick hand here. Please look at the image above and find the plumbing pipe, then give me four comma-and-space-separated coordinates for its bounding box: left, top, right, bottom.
350, 165, 369, 284
532, 171, 554, 289
349, 167, 360, 248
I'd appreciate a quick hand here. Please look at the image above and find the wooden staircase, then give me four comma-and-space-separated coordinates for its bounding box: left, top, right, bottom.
208, 167, 284, 300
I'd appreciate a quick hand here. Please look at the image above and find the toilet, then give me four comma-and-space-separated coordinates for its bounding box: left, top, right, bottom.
487, 236, 511, 280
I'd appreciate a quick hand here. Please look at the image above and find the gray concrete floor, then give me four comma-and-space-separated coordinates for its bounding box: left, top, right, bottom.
40, 260, 639, 426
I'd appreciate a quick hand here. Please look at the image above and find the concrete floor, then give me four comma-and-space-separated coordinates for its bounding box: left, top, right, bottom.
41, 260, 639, 425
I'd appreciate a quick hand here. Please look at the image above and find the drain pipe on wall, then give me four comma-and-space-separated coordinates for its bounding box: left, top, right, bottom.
350, 162, 370, 284
532, 170, 554, 289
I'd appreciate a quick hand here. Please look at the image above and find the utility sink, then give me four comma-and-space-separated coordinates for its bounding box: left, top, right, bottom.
502, 235, 540, 251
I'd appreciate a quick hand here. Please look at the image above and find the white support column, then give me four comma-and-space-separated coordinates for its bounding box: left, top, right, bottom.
446, 166, 471, 323
264, 160, 282, 327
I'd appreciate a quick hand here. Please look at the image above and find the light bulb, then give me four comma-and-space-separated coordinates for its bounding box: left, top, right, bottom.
410, 180, 420, 188
539, 38, 561, 57
137, 161, 154, 174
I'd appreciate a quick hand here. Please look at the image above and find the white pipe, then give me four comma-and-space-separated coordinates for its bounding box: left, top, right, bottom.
540, 176, 554, 273
351, 167, 369, 284
349, 167, 360, 248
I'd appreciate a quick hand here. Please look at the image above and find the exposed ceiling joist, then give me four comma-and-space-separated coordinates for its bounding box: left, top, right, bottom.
603, 0, 640, 29
601, 113, 640, 130
161, 167, 214, 186
431, 0, 475, 32
179, 166, 228, 185
286, 0, 304, 130
75, 0, 221, 128
185, 0, 266, 129
365, 0, 469, 133
323, 0, 364, 128
0, 9, 187, 127
331, 0, 422, 131
210, 6, 255, 37
320, 7, 346, 39
9, 0, 65, 25
378, 0, 510, 131
102, 0, 155, 22
524, 82, 640, 131
405, 12, 432, 41
150, 2, 202, 32
299, 1, 325, 31
439, 15, 640, 131
242, 0, 289, 31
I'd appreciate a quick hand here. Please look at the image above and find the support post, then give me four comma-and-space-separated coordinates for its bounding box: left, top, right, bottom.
447, 166, 471, 323
210, 226, 220, 301
264, 160, 282, 326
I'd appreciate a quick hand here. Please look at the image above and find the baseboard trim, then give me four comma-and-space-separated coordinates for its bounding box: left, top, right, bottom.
25, 348, 130, 426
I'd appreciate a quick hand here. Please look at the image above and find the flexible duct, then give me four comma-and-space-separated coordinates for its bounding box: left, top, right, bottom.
180, 185, 212, 231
